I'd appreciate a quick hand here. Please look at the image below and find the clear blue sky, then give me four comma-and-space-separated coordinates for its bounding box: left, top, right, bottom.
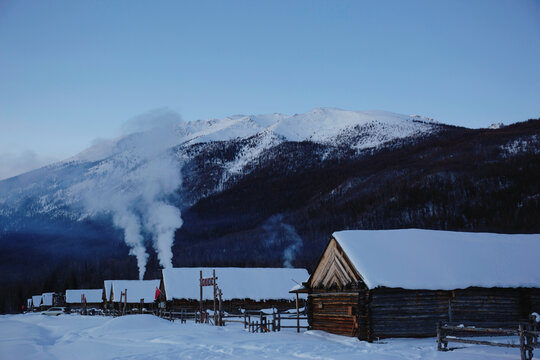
1, 0, 539, 178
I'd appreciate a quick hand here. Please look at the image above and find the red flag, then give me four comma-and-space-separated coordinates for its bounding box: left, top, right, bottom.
155, 286, 161, 300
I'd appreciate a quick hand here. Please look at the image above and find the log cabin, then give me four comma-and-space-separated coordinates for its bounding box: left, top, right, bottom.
103, 280, 160, 312
307, 229, 540, 340
40, 292, 55, 310
65, 289, 104, 312
31, 295, 42, 311
158, 267, 310, 313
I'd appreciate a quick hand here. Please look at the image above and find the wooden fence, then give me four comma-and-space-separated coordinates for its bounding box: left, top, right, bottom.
154, 307, 309, 333
242, 310, 308, 333
437, 319, 539, 360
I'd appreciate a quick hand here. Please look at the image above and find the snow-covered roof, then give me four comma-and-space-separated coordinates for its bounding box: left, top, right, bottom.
65, 289, 104, 304
333, 229, 540, 290
162, 268, 310, 301
31, 295, 42, 306
104, 280, 160, 303
41, 292, 54, 306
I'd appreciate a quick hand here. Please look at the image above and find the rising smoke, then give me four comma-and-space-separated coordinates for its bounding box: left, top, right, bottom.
262, 214, 303, 268
80, 109, 184, 279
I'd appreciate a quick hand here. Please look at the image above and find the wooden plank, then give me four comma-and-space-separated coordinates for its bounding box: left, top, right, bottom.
444, 337, 521, 349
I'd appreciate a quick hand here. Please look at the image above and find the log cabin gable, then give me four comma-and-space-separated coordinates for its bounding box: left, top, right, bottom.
159, 277, 166, 301
310, 237, 366, 290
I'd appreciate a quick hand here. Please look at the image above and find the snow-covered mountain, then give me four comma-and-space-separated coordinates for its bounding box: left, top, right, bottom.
0, 108, 442, 224
73, 108, 438, 162
2, 110, 540, 313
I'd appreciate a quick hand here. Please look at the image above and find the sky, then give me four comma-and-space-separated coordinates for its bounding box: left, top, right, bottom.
0, 0, 539, 179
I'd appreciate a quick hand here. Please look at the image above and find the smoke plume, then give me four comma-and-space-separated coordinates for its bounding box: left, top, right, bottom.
262, 214, 303, 268
79, 109, 184, 279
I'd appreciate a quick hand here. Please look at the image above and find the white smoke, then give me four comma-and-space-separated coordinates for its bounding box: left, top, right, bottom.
144, 202, 183, 269
112, 211, 148, 280
262, 214, 303, 268
78, 109, 184, 279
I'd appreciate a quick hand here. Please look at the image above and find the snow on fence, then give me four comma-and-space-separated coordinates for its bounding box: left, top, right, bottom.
437, 317, 539, 360
155, 307, 309, 333
244, 309, 309, 333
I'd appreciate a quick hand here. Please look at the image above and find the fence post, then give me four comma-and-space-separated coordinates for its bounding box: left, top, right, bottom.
218, 288, 223, 326
213, 269, 217, 326
437, 321, 443, 351
520, 323, 527, 360
244, 313, 247, 329
296, 292, 300, 333
278, 312, 281, 332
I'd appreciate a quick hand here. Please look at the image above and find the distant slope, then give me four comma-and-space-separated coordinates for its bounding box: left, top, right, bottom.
1, 111, 539, 313
0, 108, 441, 227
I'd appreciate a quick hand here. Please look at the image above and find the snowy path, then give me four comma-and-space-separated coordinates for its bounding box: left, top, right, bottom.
0, 314, 519, 359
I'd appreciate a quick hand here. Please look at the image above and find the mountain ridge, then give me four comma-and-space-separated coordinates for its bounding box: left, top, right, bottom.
1, 111, 539, 313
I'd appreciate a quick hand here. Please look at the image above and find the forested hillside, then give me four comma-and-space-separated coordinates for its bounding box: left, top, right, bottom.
1, 118, 539, 313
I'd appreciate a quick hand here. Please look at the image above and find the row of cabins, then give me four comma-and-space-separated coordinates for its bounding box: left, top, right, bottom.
26, 229, 540, 342
27, 268, 309, 313
27, 292, 63, 311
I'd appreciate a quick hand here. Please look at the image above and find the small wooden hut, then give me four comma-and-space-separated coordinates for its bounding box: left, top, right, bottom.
307, 229, 540, 340
40, 292, 55, 310
65, 289, 104, 312
31, 295, 42, 311
159, 267, 309, 313
103, 279, 160, 312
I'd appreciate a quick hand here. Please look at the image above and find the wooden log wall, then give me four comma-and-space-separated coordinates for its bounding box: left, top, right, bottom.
451, 288, 533, 329
529, 289, 540, 313
309, 287, 540, 340
67, 302, 103, 311
370, 288, 450, 338
309, 291, 367, 338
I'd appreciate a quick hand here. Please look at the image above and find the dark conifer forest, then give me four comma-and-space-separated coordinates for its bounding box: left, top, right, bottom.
1, 119, 539, 313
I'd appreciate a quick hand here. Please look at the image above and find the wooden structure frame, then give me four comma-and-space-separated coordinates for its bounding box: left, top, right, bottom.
307, 236, 540, 341
158, 268, 308, 314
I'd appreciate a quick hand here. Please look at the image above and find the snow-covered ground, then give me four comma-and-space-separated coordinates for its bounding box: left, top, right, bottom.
0, 313, 520, 359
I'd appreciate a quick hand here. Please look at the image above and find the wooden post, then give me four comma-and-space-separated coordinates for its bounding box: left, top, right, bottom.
124, 289, 128, 315
437, 322, 443, 351
278, 312, 281, 331
200, 270, 203, 324
296, 292, 300, 333
520, 323, 526, 360
82, 294, 87, 316
218, 288, 223, 326
244, 313, 247, 329
213, 269, 217, 326
140, 299, 143, 314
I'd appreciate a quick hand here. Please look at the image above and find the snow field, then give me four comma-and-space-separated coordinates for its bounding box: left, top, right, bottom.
0, 313, 519, 360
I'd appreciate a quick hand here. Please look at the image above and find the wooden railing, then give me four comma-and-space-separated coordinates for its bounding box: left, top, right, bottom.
244, 310, 309, 333
437, 318, 539, 360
